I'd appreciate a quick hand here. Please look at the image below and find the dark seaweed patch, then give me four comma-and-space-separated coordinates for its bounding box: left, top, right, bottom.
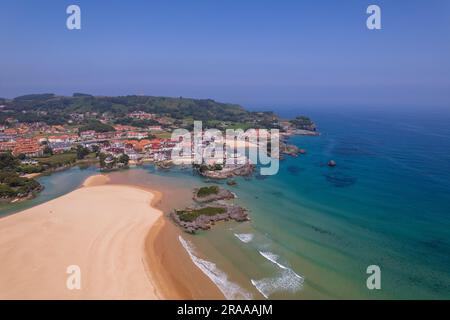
269, 190, 284, 197
287, 165, 304, 175
332, 144, 374, 156
324, 172, 357, 187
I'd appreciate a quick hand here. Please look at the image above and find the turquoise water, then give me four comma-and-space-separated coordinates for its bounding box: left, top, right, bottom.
1, 108, 449, 299
181, 108, 450, 299
0, 165, 99, 217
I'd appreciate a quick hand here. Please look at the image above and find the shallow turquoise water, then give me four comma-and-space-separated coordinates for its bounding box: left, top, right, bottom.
183, 109, 450, 299
0, 165, 99, 218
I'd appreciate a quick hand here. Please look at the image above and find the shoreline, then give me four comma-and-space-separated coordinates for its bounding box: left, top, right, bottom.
88, 175, 225, 299
0, 174, 223, 299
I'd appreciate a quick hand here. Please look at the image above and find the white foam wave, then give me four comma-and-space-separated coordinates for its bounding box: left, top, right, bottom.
251, 251, 304, 298
234, 233, 254, 243
178, 236, 252, 300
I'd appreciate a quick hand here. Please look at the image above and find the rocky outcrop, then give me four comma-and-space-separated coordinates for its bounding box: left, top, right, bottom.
193, 186, 235, 203
280, 142, 307, 158
200, 164, 254, 179
171, 204, 250, 234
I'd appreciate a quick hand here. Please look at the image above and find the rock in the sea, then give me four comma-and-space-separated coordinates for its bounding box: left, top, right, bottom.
227, 179, 237, 186
171, 204, 249, 234
328, 160, 337, 167
193, 186, 235, 203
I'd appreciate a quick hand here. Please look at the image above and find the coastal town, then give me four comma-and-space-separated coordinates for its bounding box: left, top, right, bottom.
0, 94, 318, 203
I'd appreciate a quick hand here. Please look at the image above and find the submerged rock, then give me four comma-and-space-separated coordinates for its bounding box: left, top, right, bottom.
325, 172, 356, 187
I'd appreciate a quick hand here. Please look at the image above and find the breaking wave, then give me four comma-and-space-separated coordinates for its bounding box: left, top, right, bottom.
178, 236, 252, 300
251, 251, 304, 299
234, 233, 254, 243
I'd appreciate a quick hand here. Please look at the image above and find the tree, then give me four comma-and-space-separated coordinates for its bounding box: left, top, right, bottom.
0, 152, 19, 170
99, 153, 107, 167
76, 145, 90, 160
91, 145, 100, 155
118, 154, 129, 166
79, 120, 115, 133
43, 146, 53, 156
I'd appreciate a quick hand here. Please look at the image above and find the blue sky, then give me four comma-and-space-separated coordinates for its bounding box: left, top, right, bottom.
1, 0, 449, 109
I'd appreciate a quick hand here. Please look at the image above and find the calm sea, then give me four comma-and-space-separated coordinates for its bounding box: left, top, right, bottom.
1, 107, 449, 299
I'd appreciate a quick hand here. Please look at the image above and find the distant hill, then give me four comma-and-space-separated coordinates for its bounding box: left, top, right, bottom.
1, 94, 314, 131
5, 94, 250, 122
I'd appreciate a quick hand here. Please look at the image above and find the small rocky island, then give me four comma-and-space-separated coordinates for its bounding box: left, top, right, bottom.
193, 185, 235, 203
195, 163, 254, 180
171, 186, 249, 233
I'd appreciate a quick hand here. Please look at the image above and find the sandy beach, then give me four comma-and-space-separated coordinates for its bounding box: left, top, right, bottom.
0, 175, 223, 300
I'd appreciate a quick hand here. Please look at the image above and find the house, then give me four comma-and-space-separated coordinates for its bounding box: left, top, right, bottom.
50, 125, 66, 133
105, 147, 125, 157
125, 149, 143, 161
124, 139, 153, 153
21, 159, 39, 166
0, 134, 14, 142
12, 139, 43, 157
109, 140, 125, 149
114, 132, 125, 139
128, 111, 155, 120
4, 128, 18, 136
143, 139, 163, 152
127, 131, 148, 140
48, 135, 78, 143
49, 142, 73, 154
113, 125, 137, 132
80, 142, 100, 151
104, 156, 115, 165
95, 132, 115, 140
0, 141, 17, 152
80, 130, 96, 140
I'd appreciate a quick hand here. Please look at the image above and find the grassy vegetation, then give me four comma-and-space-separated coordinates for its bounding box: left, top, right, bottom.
197, 186, 219, 197
151, 131, 172, 139
34, 152, 78, 168
290, 116, 316, 131
224, 122, 254, 131
0, 153, 43, 198
0, 171, 41, 198
79, 120, 115, 133
176, 207, 226, 222
17, 164, 44, 174
1, 95, 280, 128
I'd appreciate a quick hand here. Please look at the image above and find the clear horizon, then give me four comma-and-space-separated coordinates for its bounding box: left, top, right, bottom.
1, 0, 450, 109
